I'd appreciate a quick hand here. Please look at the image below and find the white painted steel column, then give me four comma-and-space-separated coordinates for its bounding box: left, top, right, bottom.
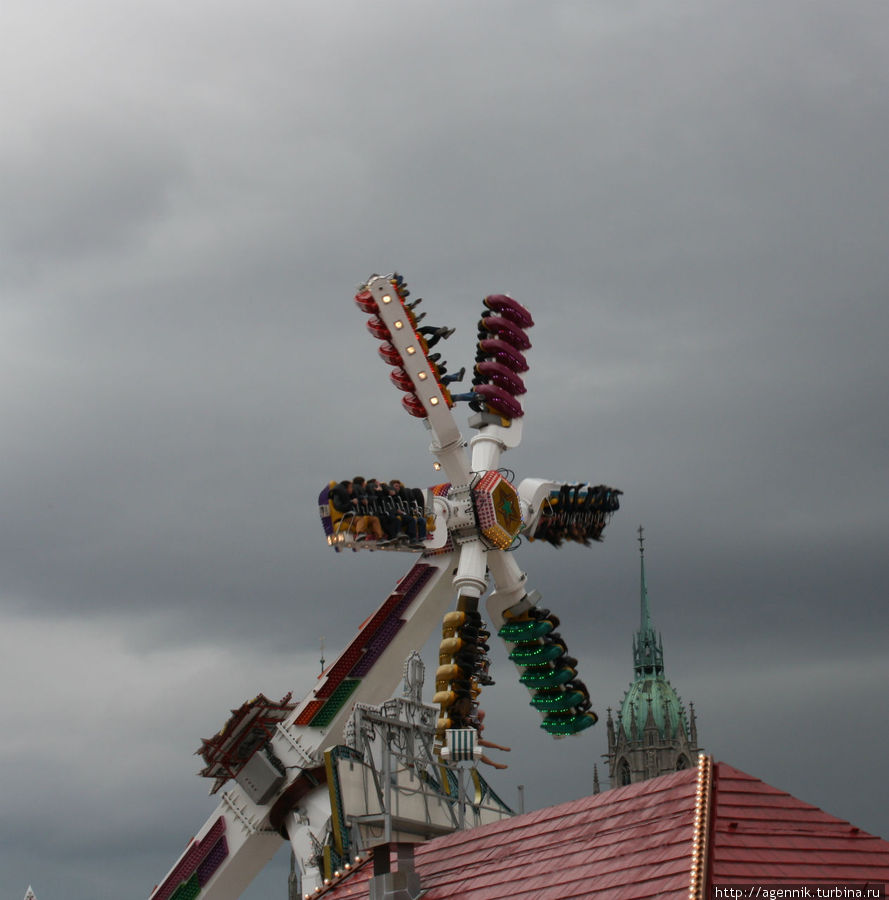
452, 540, 488, 598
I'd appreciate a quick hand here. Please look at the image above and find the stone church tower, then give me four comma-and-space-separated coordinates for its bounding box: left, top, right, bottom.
605, 527, 700, 787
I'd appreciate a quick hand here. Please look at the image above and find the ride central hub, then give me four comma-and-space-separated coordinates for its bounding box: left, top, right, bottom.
472, 471, 523, 550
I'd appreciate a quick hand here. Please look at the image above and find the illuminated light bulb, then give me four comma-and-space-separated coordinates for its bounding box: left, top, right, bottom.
344, 863, 351, 871
417, 371, 427, 380
430, 397, 439, 405
394, 320, 404, 330
406, 346, 416, 355
433, 461, 441, 470
354, 856, 362, 863
382, 295, 392, 304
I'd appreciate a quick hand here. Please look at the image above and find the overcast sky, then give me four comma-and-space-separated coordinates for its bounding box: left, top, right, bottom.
2, 1, 888, 898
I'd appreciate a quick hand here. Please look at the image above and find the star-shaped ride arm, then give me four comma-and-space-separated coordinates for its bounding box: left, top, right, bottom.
358, 274, 472, 487
152, 273, 621, 900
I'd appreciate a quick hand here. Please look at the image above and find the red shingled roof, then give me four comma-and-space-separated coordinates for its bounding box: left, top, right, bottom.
710, 763, 888, 889
314, 759, 888, 900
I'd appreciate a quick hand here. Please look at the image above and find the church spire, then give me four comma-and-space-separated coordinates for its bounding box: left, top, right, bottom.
633, 526, 664, 677
606, 528, 702, 789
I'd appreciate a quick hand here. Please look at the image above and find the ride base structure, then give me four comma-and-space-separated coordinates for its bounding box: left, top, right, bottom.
150, 274, 621, 900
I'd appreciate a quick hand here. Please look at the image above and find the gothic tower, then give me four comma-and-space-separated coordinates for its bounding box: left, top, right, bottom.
605, 527, 700, 787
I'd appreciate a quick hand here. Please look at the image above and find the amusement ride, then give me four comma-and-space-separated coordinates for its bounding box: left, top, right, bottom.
149, 274, 621, 900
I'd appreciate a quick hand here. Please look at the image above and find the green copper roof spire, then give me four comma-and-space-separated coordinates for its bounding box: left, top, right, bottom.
608, 528, 702, 785
633, 526, 664, 677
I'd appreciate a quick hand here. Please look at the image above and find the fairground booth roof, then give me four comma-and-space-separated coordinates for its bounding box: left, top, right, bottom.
310, 756, 888, 900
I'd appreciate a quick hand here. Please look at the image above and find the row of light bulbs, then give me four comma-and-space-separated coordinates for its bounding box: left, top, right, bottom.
376, 292, 444, 410
303, 854, 367, 898
688, 752, 712, 899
